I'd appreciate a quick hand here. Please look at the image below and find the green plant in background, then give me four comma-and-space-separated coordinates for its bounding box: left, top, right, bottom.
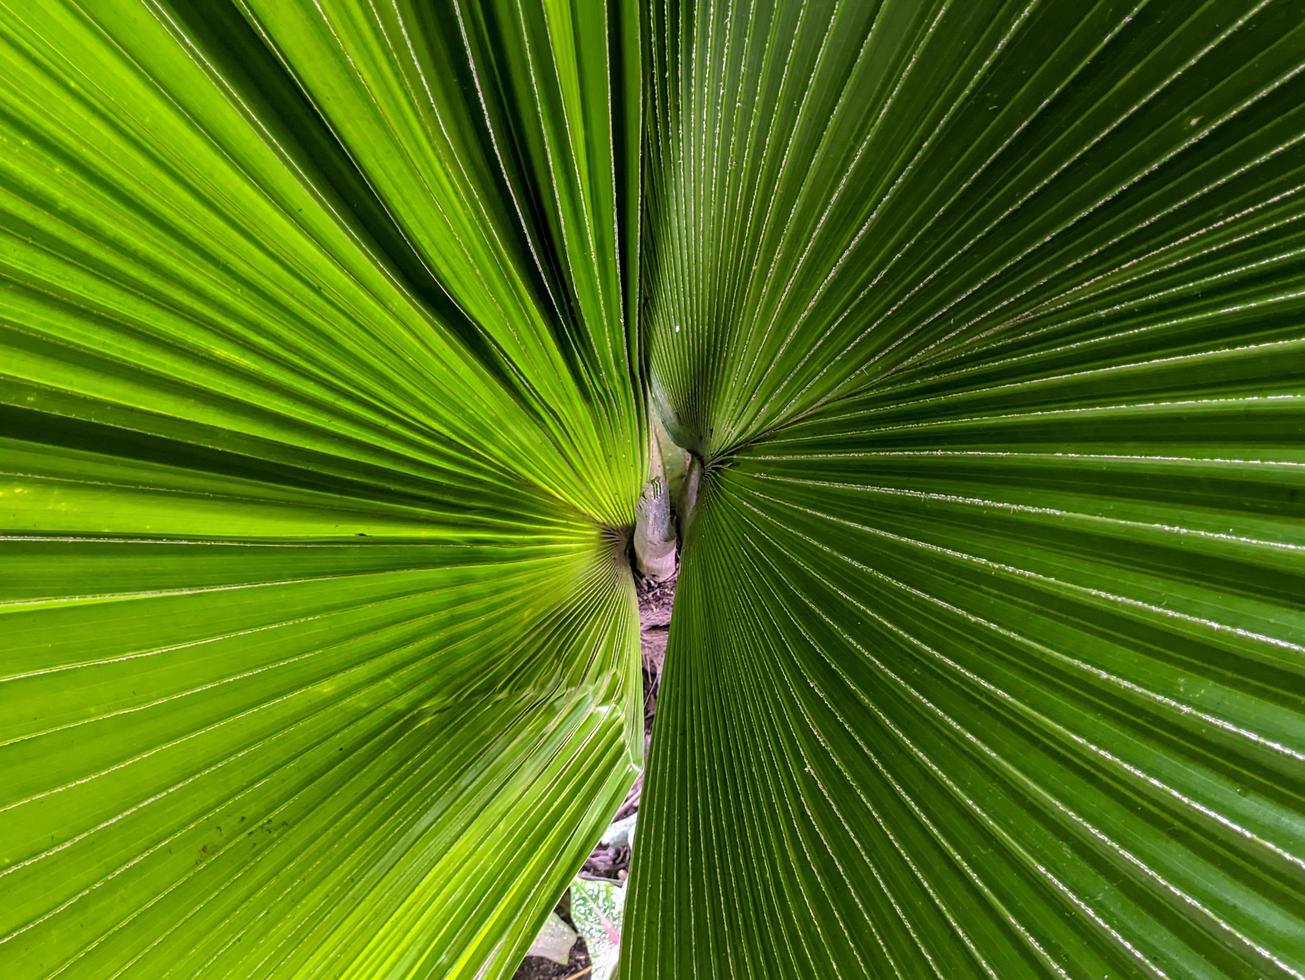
2, 0, 1303, 977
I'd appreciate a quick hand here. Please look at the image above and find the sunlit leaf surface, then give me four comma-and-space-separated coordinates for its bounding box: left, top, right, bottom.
1, 1, 643, 976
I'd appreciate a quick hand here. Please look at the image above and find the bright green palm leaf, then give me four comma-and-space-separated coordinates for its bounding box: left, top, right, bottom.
629, 0, 1305, 977
0, 1, 643, 977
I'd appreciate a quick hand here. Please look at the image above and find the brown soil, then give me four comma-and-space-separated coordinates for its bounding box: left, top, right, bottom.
512, 572, 675, 979
512, 890, 592, 980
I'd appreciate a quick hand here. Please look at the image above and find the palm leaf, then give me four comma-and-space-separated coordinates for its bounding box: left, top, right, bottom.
629, 1, 1305, 977
2, 1, 642, 976
3, 1, 1304, 978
